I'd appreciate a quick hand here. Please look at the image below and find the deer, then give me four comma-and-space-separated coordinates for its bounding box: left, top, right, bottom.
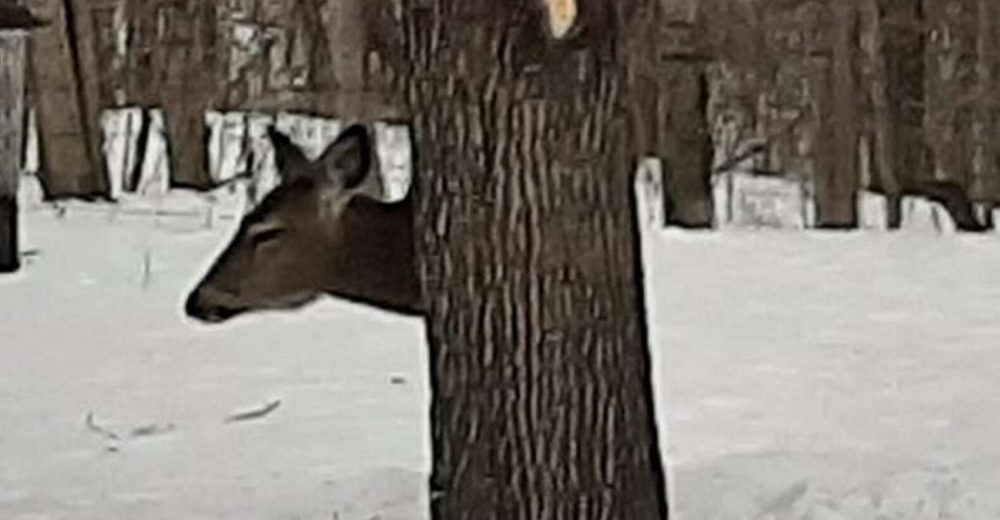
907, 179, 989, 232
184, 124, 422, 323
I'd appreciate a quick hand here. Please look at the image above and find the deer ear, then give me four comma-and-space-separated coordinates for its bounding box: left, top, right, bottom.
318, 124, 375, 190
268, 127, 310, 179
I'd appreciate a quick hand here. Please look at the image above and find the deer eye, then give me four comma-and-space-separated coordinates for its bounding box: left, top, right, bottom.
248, 225, 287, 247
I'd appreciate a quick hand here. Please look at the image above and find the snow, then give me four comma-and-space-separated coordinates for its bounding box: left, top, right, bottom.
1, 191, 429, 520
206, 110, 253, 185
100, 108, 143, 199
900, 196, 956, 234
651, 228, 1000, 519
133, 110, 171, 198
5, 186, 1000, 519
856, 190, 888, 231
711, 170, 812, 229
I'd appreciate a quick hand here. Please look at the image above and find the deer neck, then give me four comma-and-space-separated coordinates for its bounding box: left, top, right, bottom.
323, 195, 422, 314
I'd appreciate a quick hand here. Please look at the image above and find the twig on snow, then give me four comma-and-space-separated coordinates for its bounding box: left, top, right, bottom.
129, 422, 176, 438
140, 249, 152, 289
85, 412, 120, 441
224, 399, 282, 424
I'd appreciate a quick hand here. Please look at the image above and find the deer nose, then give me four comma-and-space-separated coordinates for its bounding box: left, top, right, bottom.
185, 287, 243, 323
185, 289, 211, 320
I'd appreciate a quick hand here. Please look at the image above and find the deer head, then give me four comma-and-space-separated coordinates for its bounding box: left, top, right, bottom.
185, 124, 421, 323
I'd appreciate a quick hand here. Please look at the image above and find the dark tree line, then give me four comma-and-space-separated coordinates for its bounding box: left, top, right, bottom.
700, 0, 1000, 228
25, 0, 1000, 230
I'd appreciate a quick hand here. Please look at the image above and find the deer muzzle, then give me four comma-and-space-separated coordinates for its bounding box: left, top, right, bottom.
185, 286, 249, 323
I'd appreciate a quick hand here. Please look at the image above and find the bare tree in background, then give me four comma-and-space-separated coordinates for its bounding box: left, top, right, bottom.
22, 0, 105, 197
814, 0, 861, 227
387, 0, 671, 518
0, 5, 40, 271
628, 0, 713, 228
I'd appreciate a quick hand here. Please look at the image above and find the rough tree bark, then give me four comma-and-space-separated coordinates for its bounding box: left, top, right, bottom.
395, 0, 669, 518
862, 0, 901, 196
657, 62, 712, 228
874, 0, 927, 225
124, 0, 219, 188
0, 32, 26, 272
627, 0, 712, 228
815, 1, 860, 228
924, 0, 974, 191
971, 0, 1000, 203
318, 0, 404, 120
23, 0, 104, 197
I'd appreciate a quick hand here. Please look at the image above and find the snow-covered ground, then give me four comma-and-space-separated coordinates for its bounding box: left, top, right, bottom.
4, 188, 1000, 519
653, 228, 1000, 519
1, 192, 428, 520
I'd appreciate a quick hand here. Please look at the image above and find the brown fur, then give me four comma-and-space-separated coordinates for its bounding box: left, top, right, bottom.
185, 124, 421, 322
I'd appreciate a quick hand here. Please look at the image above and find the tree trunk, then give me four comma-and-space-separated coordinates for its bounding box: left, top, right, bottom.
924, 0, 976, 191
0, 33, 25, 272
659, 63, 712, 228
0, 30, 27, 273
0, 195, 15, 272
23, 0, 104, 197
815, 1, 860, 228
316, 0, 405, 121
863, 1, 901, 196
124, 0, 218, 188
875, 0, 927, 225
64, 0, 106, 192
625, 0, 712, 228
396, 1, 669, 518
971, 0, 1000, 203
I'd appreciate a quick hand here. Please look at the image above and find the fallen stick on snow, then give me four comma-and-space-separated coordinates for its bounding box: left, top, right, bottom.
224, 399, 282, 423
85, 412, 120, 441
129, 422, 177, 438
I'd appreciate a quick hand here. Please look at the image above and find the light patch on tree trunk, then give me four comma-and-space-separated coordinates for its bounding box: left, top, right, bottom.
543, 0, 576, 38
